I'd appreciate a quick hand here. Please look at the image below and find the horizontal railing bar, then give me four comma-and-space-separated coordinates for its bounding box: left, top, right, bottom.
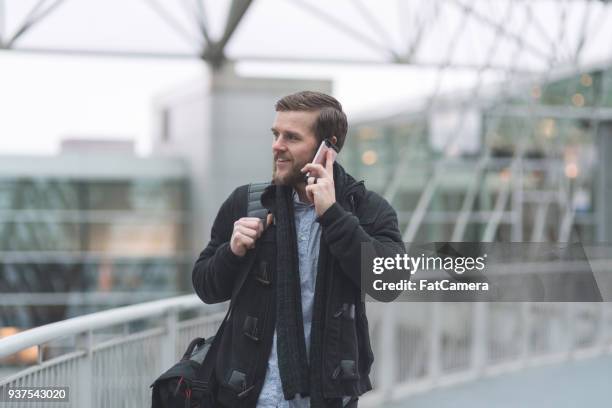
0, 349, 85, 386
0, 295, 203, 359
0, 251, 193, 263
176, 311, 227, 331
92, 327, 165, 353
0, 292, 181, 306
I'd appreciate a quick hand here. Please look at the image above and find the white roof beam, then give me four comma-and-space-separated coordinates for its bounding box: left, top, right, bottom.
289, 0, 398, 61
4, 0, 65, 48
202, 0, 253, 67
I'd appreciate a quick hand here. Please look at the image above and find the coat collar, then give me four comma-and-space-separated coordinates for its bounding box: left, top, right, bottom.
332, 162, 365, 213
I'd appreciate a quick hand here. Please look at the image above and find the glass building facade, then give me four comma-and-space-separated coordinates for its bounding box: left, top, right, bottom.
0, 155, 190, 329
343, 66, 612, 245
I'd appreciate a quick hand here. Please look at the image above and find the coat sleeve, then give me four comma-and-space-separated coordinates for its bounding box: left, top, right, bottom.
192, 187, 247, 304
317, 192, 405, 300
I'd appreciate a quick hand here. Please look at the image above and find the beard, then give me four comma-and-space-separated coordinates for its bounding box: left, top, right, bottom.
272, 146, 317, 186
272, 157, 307, 186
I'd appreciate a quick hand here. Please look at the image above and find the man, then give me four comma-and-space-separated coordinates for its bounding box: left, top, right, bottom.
192, 91, 403, 408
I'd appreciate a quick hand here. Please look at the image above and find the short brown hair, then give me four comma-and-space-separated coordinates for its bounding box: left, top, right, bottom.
275, 91, 348, 151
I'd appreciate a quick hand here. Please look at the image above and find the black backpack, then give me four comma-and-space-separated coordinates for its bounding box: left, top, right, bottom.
151, 182, 269, 408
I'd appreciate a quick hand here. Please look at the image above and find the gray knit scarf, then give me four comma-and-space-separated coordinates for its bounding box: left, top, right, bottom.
274, 185, 310, 400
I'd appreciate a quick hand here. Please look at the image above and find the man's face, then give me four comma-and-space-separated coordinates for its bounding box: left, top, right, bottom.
271, 110, 319, 186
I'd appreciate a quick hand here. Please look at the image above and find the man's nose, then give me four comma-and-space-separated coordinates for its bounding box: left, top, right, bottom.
272, 137, 287, 152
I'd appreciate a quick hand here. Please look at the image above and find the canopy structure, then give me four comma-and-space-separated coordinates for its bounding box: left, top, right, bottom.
1, 0, 612, 74
3, 0, 612, 348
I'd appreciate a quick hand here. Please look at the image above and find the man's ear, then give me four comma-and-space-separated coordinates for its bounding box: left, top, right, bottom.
330, 136, 337, 146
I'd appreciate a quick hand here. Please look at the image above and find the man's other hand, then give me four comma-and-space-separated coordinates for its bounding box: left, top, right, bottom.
230, 217, 264, 257
230, 214, 272, 256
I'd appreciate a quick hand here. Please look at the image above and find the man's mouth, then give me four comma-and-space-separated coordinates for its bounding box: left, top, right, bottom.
276, 158, 290, 164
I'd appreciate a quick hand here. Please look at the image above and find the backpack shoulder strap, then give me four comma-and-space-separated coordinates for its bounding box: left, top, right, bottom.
227, 182, 270, 309
246, 182, 269, 220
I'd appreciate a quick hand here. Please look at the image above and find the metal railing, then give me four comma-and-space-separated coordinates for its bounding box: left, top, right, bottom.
363, 301, 612, 406
1, 297, 612, 407
0, 295, 225, 408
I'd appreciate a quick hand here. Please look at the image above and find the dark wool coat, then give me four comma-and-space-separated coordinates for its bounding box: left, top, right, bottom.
192, 163, 403, 408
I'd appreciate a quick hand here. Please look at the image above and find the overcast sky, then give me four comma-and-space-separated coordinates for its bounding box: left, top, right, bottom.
0, 52, 473, 156
1, 0, 609, 156
0, 53, 204, 156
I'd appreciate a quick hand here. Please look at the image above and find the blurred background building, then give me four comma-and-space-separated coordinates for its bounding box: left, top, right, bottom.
1, 0, 612, 406
0, 140, 190, 327
344, 63, 612, 244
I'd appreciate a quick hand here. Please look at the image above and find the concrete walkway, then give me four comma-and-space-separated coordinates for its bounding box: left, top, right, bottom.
388, 355, 612, 408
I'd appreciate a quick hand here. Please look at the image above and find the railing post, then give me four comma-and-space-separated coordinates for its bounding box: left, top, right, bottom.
600, 303, 610, 352
471, 302, 487, 376
162, 309, 178, 370
565, 303, 574, 358
519, 302, 531, 367
428, 302, 441, 384
378, 303, 397, 402
76, 330, 93, 408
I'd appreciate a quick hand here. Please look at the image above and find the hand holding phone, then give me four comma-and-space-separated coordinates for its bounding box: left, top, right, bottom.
304, 139, 338, 182
301, 139, 339, 216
